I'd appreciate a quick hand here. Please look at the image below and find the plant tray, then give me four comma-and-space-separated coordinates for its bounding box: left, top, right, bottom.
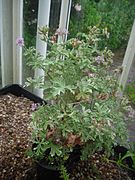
0, 84, 46, 104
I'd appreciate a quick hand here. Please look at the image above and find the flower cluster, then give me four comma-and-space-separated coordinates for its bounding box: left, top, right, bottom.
55, 28, 68, 36
16, 37, 24, 47
74, 3, 81, 12
31, 103, 39, 111
95, 55, 104, 64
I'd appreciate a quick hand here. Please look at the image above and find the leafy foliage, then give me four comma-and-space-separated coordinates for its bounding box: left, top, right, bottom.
116, 143, 135, 171
24, 0, 135, 50
60, 165, 70, 180
126, 80, 135, 106
70, 0, 135, 50
23, 0, 38, 47
25, 26, 128, 166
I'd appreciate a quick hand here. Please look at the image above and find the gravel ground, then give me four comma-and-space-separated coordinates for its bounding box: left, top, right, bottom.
69, 152, 132, 180
0, 94, 34, 179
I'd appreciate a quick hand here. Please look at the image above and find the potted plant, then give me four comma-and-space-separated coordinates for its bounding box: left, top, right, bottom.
24, 26, 131, 179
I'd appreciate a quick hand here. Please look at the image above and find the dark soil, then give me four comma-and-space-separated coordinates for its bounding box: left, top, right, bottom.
0, 94, 35, 179
112, 48, 125, 68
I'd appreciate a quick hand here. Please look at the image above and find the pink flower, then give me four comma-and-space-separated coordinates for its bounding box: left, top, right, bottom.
31, 103, 38, 111
83, 70, 95, 77
127, 79, 132, 83
55, 28, 68, 36
74, 3, 81, 12
16, 37, 24, 47
95, 56, 104, 64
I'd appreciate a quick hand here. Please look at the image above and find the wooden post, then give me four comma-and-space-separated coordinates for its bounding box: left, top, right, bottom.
13, 0, 23, 85
0, 2, 2, 80
119, 20, 135, 91
0, 0, 13, 87
58, 0, 72, 43
34, 0, 51, 98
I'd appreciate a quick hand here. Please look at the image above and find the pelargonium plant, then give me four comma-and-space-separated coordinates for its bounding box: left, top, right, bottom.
24, 26, 129, 167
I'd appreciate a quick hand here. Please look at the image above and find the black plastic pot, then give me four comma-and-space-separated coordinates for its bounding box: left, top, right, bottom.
114, 145, 135, 168
36, 145, 135, 180
36, 163, 60, 180
0, 84, 46, 104
36, 145, 82, 180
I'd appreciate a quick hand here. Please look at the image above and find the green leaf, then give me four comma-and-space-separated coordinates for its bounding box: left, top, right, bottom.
50, 144, 62, 157
52, 80, 66, 96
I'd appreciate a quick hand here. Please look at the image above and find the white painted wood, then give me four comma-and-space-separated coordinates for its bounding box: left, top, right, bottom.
13, 0, 23, 85
34, 0, 51, 98
119, 20, 135, 91
0, 1, 2, 60
0, 0, 13, 87
58, 0, 72, 43
0, 1, 1, 77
